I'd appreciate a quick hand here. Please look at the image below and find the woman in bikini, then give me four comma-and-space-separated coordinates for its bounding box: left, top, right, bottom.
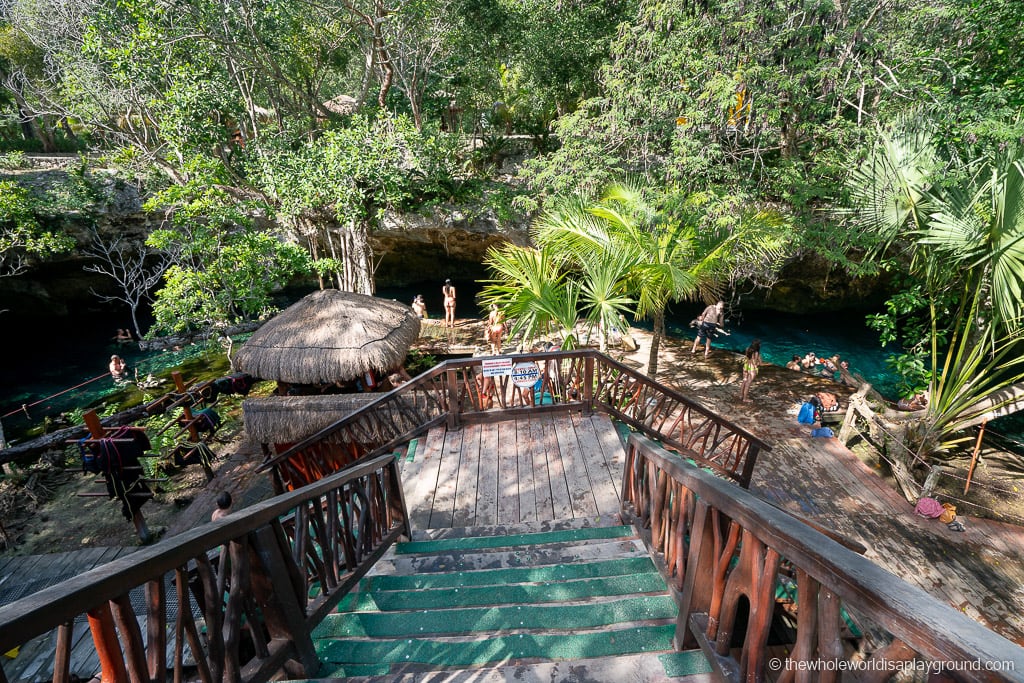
442, 279, 456, 327
740, 339, 761, 403
485, 304, 505, 354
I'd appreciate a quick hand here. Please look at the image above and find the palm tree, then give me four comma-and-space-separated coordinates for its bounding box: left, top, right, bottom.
536, 181, 787, 377
479, 243, 580, 349
843, 122, 1024, 465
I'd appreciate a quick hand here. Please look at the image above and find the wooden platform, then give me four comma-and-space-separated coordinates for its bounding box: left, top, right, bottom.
0, 547, 136, 681
400, 412, 625, 530
751, 431, 1024, 646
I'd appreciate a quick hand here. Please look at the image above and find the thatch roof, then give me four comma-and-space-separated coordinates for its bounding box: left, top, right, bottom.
234, 289, 420, 384
243, 394, 377, 444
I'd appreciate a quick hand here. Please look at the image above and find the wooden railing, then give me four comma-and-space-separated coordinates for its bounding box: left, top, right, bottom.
621, 433, 1024, 683
0, 453, 409, 683
262, 350, 770, 490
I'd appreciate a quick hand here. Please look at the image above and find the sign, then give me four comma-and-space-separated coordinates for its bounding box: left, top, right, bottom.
481, 357, 513, 378
510, 361, 542, 389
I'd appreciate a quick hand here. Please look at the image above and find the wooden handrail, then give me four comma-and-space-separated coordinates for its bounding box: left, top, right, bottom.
621, 433, 1024, 682
0, 452, 410, 683
260, 350, 770, 489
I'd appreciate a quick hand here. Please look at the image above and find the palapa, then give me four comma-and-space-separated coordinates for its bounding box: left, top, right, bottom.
242, 394, 377, 444
234, 289, 421, 385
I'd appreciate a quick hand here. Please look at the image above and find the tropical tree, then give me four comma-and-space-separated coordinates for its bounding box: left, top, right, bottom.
535, 181, 788, 377
479, 243, 581, 349
144, 181, 310, 335
843, 119, 1024, 468
0, 180, 74, 280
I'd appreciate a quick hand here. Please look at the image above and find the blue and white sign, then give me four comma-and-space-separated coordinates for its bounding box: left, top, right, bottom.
510, 361, 542, 388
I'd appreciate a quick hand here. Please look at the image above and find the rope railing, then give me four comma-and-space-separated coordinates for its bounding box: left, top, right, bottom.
842, 400, 1024, 524
1, 372, 113, 420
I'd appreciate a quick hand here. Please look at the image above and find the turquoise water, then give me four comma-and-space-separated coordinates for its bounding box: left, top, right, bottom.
0, 283, 901, 445
663, 306, 901, 398
0, 310, 237, 444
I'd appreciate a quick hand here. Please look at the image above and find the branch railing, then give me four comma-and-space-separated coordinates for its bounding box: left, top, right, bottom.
261, 350, 769, 490
621, 432, 1024, 683
0, 453, 410, 683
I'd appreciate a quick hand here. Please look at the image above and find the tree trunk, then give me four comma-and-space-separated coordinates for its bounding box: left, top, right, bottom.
647, 308, 665, 378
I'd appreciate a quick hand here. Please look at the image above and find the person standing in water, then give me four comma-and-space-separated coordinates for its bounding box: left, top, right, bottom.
442, 279, 457, 327
691, 300, 725, 357
740, 339, 762, 403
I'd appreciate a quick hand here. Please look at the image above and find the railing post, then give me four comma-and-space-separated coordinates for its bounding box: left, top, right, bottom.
87, 605, 128, 683
583, 355, 594, 414
250, 526, 321, 677
446, 368, 460, 429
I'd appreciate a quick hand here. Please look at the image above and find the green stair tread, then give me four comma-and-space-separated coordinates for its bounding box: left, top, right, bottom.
317, 624, 676, 666
395, 525, 634, 554
339, 572, 668, 612
318, 663, 392, 678
659, 650, 713, 677
316, 595, 677, 638
365, 556, 657, 592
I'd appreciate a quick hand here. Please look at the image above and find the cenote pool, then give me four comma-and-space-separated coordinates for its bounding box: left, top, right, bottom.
4, 281, 1017, 449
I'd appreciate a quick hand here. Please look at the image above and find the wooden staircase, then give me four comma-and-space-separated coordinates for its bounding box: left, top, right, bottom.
304, 519, 713, 682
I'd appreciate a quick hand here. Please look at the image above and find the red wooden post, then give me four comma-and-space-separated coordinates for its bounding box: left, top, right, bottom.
87, 604, 128, 683
171, 373, 199, 441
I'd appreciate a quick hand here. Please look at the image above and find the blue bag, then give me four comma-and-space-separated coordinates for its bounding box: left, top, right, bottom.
797, 402, 816, 424
811, 427, 834, 438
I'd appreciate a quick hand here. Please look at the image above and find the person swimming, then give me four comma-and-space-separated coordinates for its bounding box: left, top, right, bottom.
109, 354, 128, 380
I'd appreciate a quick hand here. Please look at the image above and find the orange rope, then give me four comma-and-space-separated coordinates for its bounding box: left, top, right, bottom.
1, 372, 113, 419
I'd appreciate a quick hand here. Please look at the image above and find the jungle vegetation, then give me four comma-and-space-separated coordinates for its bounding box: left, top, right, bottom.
1, 0, 1024, 464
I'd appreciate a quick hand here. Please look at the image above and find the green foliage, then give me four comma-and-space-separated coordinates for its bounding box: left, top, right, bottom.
404, 350, 438, 375
0, 151, 26, 169
534, 179, 790, 375
0, 179, 75, 276
479, 243, 573, 347
145, 180, 310, 334
844, 120, 1024, 457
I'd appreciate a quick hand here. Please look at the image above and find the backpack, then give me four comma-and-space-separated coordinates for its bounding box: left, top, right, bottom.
810, 427, 834, 438
939, 502, 957, 524
797, 402, 816, 424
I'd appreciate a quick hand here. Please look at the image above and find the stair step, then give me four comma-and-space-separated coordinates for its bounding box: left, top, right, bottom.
372, 538, 648, 575
410, 515, 624, 541
317, 595, 676, 638
340, 571, 668, 612
396, 525, 636, 555
363, 556, 657, 592
316, 623, 677, 668
313, 650, 713, 681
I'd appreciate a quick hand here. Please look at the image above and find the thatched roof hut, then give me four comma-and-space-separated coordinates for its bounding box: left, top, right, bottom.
242, 394, 377, 445
234, 289, 420, 385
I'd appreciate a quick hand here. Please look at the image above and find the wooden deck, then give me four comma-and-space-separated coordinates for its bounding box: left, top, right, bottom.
0, 547, 137, 681
622, 329, 1024, 648
400, 412, 625, 530
751, 431, 1024, 646
393, 378, 1024, 646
